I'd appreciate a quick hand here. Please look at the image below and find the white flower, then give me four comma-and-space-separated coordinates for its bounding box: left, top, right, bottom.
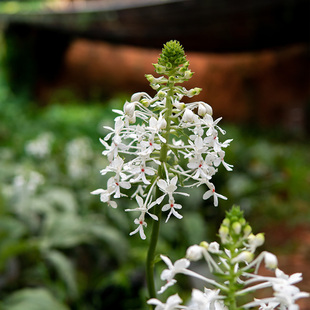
107, 176, 131, 198
91, 188, 113, 203
158, 255, 190, 294
256, 300, 280, 310
125, 195, 158, 221
189, 288, 227, 310
202, 183, 227, 207
129, 215, 147, 240
129, 161, 156, 185
157, 176, 189, 203
162, 199, 183, 222
147, 294, 183, 310
214, 150, 233, 171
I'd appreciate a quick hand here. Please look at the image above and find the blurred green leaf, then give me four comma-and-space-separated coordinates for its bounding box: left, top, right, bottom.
2, 288, 69, 310
44, 250, 78, 298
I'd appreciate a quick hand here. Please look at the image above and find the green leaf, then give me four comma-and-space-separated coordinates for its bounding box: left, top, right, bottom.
2, 288, 69, 310
44, 250, 78, 298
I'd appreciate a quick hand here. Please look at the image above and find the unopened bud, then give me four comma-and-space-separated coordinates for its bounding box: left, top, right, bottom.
208, 242, 220, 253
124, 101, 135, 116
186, 245, 204, 261
219, 225, 229, 244
173, 100, 185, 110
184, 70, 193, 80
141, 98, 150, 107
200, 241, 209, 249
243, 225, 252, 237
248, 233, 265, 250
231, 251, 254, 264
264, 252, 278, 270
153, 63, 166, 74
232, 222, 242, 235
157, 90, 166, 100
222, 218, 230, 227
197, 101, 213, 116
158, 117, 167, 130
182, 109, 197, 123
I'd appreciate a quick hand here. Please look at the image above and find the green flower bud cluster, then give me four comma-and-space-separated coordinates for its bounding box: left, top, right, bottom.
219, 205, 252, 249
158, 40, 187, 68
153, 40, 193, 82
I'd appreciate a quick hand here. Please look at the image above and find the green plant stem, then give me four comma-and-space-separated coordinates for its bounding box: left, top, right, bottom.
146, 82, 174, 302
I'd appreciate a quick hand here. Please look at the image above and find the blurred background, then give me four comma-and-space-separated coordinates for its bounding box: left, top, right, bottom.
0, 0, 309, 309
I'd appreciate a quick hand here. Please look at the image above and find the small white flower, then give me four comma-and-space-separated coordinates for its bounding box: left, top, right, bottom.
129, 216, 147, 240
162, 199, 183, 222
202, 183, 227, 207
189, 288, 227, 310
125, 195, 158, 221
147, 294, 183, 310
130, 161, 155, 185
158, 255, 190, 294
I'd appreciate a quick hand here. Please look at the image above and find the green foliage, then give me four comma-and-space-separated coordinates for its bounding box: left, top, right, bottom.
2, 288, 70, 310
221, 125, 310, 230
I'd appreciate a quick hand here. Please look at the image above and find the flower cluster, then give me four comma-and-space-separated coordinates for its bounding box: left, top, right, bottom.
149, 206, 309, 309
92, 40, 232, 239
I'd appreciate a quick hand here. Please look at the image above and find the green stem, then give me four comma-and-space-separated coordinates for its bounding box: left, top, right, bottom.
146, 82, 174, 302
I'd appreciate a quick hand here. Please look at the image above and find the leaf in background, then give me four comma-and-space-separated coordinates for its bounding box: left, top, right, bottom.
41, 187, 78, 213
40, 213, 89, 249
2, 288, 69, 310
44, 250, 78, 299
86, 218, 128, 262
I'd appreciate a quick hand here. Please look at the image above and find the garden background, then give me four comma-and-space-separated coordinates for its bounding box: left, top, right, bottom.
0, 1, 309, 309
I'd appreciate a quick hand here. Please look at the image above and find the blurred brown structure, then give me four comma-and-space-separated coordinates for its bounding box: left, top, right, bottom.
1, 0, 309, 131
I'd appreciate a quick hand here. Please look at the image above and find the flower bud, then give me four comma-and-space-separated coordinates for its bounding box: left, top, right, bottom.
166, 62, 173, 69
243, 225, 252, 237
232, 222, 242, 235
184, 70, 193, 80
222, 218, 230, 226
158, 117, 167, 130
264, 252, 278, 269
141, 98, 150, 107
186, 245, 203, 261
208, 242, 220, 253
182, 109, 197, 123
173, 100, 185, 110
157, 90, 166, 100
199, 241, 209, 249
219, 225, 229, 244
124, 101, 135, 116
186, 87, 201, 97
231, 251, 254, 264
248, 233, 265, 251
153, 63, 166, 74
145, 74, 155, 83
197, 101, 213, 116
